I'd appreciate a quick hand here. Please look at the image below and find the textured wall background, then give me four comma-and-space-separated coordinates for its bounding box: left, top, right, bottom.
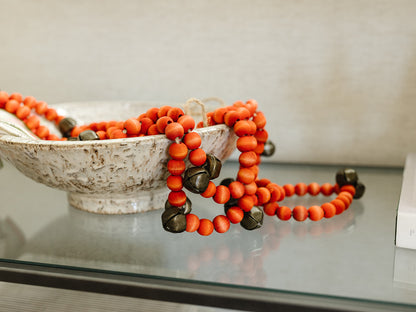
0, 0, 415, 166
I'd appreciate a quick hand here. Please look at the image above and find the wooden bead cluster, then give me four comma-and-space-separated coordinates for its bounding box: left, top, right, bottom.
0, 91, 365, 237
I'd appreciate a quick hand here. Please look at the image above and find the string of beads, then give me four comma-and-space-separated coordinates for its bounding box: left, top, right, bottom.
0, 91, 365, 236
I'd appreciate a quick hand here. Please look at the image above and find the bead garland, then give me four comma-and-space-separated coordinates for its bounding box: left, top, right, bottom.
0, 91, 366, 237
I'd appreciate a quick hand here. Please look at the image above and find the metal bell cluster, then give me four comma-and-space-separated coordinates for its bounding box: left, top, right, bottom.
222, 178, 264, 231
58, 117, 99, 141
183, 154, 222, 194
162, 198, 192, 233
336, 168, 365, 199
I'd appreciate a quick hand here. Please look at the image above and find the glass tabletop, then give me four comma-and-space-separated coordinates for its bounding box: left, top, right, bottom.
0, 159, 414, 311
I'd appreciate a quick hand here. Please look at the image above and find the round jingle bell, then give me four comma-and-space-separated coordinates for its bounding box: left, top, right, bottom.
203, 154, 222, 180
220, 178, 235, 187
353, 181, 366, 199
183, 167, 210, 194
261, 140, 276, 157
161, 207, 187, 233
165, 198, 192, 215
79, 130, 100, 141
240, 206, 264, 231
58, 117, 77, 138
336, 168, 358, 187
224, 197, 239, 214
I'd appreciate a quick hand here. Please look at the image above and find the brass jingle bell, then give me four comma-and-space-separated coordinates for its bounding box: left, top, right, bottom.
183, 167, 210, 194
79, 130, 100, 141
224, 197, 239, 214
261, 140, 276, 157
353, 181, 366, 199
58, 117, 77, 138
204, 154, 222, 180
161, 207, 187, 233
165, 198, 192, 215
220, 178, 235, 187
336, 168, 358, 187
240, 206, 264, 231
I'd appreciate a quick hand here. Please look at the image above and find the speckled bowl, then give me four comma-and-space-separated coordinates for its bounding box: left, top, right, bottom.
0, 102, 237, 214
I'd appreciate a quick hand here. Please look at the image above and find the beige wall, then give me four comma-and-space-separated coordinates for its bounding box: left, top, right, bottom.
1, 0, 415, 166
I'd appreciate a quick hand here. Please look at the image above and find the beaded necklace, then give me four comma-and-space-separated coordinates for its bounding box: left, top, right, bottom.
0, 91, 365, 236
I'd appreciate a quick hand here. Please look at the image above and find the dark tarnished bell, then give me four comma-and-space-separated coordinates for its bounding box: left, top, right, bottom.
261, 140, 276, 157
165, 198, 192, 214
67, 136, 80, 141
220, 178, 235, 187
58, 117, 77, 138
79, 130, 100, 141
183, 167, 210, 194
353, 181, 366, 199
240, 206, 264, 231
336, 168, 358, 187
161, 207, 187, 233
203, 154, 222, 180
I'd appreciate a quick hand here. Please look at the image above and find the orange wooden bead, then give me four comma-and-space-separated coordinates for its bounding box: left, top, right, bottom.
36, 125, 49, 139
5, 99, 19, 113
23, 95, 36, 108
147, 124, 160, 135
339, 191, 353, 204
183, 132, 201, 150
256, 178, 271, 187
244, 181, 258, 195
213, 215, 230, 233
45, 108, 58, 121
256, 187, 271, 205
234, 120, 256, 137
124, 118, 142, 135
228, 181, 245, 199
213, 185, 231, 204
283, 184, 295, 197
168, 142, 188, 160
167, 159, 186, 175
331, 199, 346, 215
321, 203, 336, 218
245, 99, 258, 115
340, 185, 356, 197
267, 183, 281, 202
168, 190, 187, 207
96, 130, 107, 140
276, 205, 292, 221
106, 126, 119, 138
198, 219, 214, 236
25, 115, 40, 130
224, 110, 240, 127
308, 182, 321, 196
109, 129, 127, 139
255, 129, 268, 143
236, 107, 251, 120
186, 214, 200, 232
46, 134, 60, 141
189, 148, 207, 166
35, 101, 48, 115
253, 111, 266, 129
177, 115, 195, 133
226, 207, 244, 224
55, 115, 65, 126
247, 165, 259, 178
139, 117, 153, 134
213, 107, 229, 124
165, 122, 185, 141
15, 105, 31, 120
156, 116, 173, 133
292, 205, 308, 221
9, 93, 22, 103
238, 195, 254, 212
237, 168, 256, 184
253, 143, 265, 154
250, 194, 259, 206
167, 107, 185, 121
96, 121, 107, 131
236, 136, 257, 152
295, 183, 308, 196
157, 105, 172, 118
264, 202, 279, 216
0, 91, 9, 107
146, 107, 160, 122
320, 183, 334, 196
201, 181, 217, 198
337, 195, 351, 209
239, 151, 257, 168
167, 175, 183, 191
308, 205, 324, 221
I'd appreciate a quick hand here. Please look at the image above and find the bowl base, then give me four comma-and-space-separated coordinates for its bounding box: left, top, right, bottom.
68, 187, 169, 214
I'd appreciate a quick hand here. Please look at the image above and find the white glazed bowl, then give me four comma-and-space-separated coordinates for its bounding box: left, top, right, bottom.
0, 102, 237, 214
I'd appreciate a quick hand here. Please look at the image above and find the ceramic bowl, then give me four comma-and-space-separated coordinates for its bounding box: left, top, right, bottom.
0, 102, 237, 214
